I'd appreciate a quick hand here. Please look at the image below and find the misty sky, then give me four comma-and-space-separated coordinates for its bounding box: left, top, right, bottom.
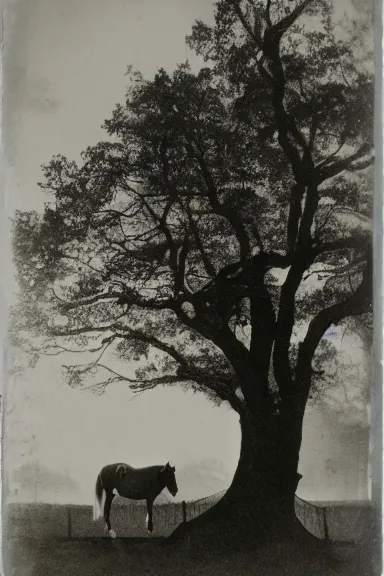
2, 0, 371, 504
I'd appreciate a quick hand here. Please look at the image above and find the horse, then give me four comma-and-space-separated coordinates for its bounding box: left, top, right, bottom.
93, 462, 178, 538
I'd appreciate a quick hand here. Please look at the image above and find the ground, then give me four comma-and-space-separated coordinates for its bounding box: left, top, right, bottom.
4, 537, 374, 576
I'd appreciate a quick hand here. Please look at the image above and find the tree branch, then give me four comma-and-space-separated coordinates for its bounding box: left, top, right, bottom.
296, 257, 372, 390
50, 324, 117, 338
116, 326, 191, 371
61, 332, 238, 405
273, 182, 320, 394
269, 0, 314, 38
236, 2, 315, 256
286, 183, 305, 254
168, 110, 251, 262
310, 236, 371, 259
316, 143, 374, 182
140, 196, 178, 270
185, 201, 216, 278
187, 139, 252, 261
264, 0, 272, 27
72, 363, 186, 392
230, 0, 263, 48
249, 284, 276, 396
43, 336, 116, 356
57, 287, 176, 313
175, 235, 190, 294
58, 290, 121, 311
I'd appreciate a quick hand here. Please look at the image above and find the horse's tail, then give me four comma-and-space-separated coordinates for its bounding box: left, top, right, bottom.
93, 472, 105, 521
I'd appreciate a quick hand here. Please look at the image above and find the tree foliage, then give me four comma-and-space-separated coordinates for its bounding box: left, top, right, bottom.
12, 0, 373, 422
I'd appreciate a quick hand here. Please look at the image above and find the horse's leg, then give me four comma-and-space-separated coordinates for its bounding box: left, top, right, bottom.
146, 499, 153, 536
104, 492, 116, 538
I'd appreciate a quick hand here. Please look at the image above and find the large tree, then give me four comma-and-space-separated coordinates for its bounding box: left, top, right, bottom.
12, 0, 373, 545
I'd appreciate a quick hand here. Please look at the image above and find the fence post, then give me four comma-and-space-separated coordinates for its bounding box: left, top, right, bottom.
67, 507, 72, 538
182, 500, 187, 524
322, 506, 329, 541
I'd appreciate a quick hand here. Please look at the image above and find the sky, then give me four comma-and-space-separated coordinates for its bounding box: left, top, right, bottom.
1, 0, 238, 504
2, 0, 372, 505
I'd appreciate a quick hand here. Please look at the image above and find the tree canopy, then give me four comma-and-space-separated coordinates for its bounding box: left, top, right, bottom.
12, 0, 373, 422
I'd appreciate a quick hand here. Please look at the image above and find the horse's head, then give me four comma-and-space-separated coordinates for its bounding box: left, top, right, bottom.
161, 462, 178, 497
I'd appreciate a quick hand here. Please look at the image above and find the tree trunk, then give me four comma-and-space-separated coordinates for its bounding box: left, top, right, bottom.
166, 403, 315, 549
276, 394, 307, 516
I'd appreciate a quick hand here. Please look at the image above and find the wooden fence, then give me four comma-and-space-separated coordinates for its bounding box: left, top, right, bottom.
6, 493, 224, 540
6, 494, 371, 542
294, 496, 372, 542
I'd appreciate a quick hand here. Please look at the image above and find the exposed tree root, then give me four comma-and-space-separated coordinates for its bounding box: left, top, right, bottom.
164, 497, 319, 555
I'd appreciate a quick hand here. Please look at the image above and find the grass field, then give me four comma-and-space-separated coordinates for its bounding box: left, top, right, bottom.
4, 501, 374, 575
4, 537, 373, 576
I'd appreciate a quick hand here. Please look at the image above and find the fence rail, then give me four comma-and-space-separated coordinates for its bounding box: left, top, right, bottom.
6, 494, 371, 542
294, 496, 372, 542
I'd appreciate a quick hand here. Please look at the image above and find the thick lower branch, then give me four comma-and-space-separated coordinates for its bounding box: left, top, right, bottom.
296, 257, 372, 388
316, 143, 373, 182
310, 236, 371, 259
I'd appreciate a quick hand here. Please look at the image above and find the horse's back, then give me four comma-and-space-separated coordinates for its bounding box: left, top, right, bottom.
99, 463, 129, 490
99, 463, 162, 493
101, 463, 162, 475
101, 463, 134, 475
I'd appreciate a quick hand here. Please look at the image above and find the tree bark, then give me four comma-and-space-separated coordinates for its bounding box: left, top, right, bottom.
166, 402, 314, 549
276, 393, 307, 516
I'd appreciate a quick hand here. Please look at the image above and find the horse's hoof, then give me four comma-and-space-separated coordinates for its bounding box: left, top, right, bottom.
109, 530, 117, 539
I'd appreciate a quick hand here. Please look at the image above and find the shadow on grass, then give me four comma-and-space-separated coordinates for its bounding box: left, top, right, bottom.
3, 537, 373, 576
